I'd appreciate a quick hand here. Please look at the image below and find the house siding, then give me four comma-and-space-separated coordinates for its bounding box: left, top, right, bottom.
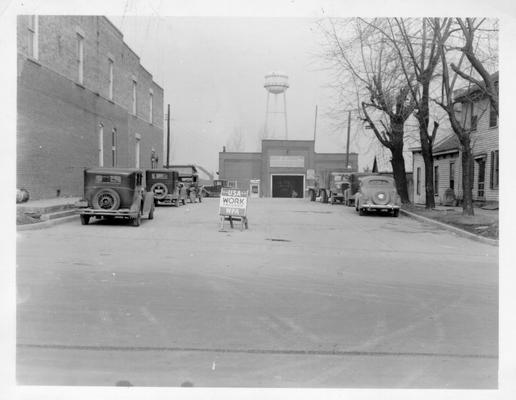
412, 88, 498, 205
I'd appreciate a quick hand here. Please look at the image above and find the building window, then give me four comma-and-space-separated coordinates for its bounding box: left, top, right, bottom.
135, 135, 141, 168
489, 101, 498, 128
449, 162, 455, 190
416, 167, 421, 195
470, 103, 477, 131
76, 33, 84, 84
27, 15, 39, 60
149, 91, 153, 124
98, 123, 104, 167
490, 150, 499, 189
111, 128, 117, 167
108, 58, 114, 100
151, 149, 158, 169
132, 80, 137, 115
434, 165, 439, 195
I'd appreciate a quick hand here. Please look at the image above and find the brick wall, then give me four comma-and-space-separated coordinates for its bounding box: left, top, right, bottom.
17, 16, 164, 199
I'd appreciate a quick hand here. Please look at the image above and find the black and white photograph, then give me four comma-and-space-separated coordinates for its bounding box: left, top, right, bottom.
2, 0, 515, 399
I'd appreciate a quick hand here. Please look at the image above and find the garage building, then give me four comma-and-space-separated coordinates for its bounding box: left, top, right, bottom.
219, 139, 358, 198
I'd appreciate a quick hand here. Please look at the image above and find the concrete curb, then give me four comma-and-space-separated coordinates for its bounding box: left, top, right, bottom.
400, 209, 499, 247
16, 214, 78, 231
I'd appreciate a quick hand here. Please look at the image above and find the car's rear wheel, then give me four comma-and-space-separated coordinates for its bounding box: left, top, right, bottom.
92, 188, 121, 211
80, 215, 90, 225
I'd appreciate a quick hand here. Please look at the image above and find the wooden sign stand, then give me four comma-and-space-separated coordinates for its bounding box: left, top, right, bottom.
219, 188, 249, 231
220, 215, 248, 231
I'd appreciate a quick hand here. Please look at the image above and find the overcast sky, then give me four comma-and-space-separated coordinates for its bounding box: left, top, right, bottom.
110, 16, 385, 176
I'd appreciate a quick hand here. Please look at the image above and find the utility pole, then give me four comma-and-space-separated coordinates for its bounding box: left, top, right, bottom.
313, 105, 318, 142
345, 110, 351, 169
166, 104, 170, 168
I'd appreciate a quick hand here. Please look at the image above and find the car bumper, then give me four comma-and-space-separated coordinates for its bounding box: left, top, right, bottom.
79, 208, 139, 218
360, 204, 400, 211
156, 194, 179, 203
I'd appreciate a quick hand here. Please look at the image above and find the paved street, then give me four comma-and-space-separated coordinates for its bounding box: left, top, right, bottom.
16, 198, 498, 388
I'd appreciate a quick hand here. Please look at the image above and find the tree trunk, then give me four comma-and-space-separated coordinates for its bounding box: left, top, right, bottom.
461, 138, 475, 216
389, 146, 410, 204
420, 139, 435, 209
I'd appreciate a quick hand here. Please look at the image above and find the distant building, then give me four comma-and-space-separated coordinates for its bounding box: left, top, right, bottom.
411, 72, 499, 205
219, 139, 358, 198
17, 16, 164, 200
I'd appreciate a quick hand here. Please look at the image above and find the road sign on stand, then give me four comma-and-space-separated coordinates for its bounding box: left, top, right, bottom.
219, 188, 249, 230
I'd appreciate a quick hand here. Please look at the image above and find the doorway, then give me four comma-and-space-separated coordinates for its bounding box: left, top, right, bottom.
271, 175, 304, 198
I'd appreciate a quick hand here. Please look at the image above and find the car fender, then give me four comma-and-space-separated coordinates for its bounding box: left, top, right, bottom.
142, 191, 154, 217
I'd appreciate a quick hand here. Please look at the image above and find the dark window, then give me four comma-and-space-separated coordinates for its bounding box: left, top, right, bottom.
449, 162, 455, 190
490, 150, 499, 189
416, 167, 421, 195
471, 113, 478, 131
489, 101, 498, 128
434, 165, 439, 195
366, 179, 390, 185
151, 173, 169, 180
111, 129, 117, 167
477, 158, 486, 198
95, 175, 121, 184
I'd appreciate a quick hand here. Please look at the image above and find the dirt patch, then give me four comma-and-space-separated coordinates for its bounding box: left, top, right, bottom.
402, 205, 499, 240
17, 209, 42, 225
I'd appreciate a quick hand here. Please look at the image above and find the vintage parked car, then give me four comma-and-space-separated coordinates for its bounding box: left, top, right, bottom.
355, 175, 401, 217
76, 168, 155, 226
146, 169, 187, 206
167, 165, 203, 203
329, 172, 351, 204
343, 172, 370, 207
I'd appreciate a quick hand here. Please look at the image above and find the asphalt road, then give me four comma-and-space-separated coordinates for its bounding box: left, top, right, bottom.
16, 198, 498, 388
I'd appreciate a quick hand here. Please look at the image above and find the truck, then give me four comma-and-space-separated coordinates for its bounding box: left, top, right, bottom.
203, 179, 228, 198
306, 170, 351, 204
166, 165, 203, 203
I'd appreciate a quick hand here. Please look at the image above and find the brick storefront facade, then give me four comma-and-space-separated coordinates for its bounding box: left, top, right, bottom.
219, 139, 358, 198
17, 16, 164, 200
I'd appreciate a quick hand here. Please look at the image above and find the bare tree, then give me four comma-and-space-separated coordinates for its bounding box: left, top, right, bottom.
365, 18, 454, 209
226, 126, 246, 152
319, 18, 414, 203
451, 18, 498, 115
433, 18, 498, 216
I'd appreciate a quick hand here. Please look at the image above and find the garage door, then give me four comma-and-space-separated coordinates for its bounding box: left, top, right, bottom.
272, 175, 304, 198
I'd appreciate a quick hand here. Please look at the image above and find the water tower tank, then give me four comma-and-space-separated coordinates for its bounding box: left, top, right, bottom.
264, 72, 289, 94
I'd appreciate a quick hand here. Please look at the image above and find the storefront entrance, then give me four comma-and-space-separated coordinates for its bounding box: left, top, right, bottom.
271, 175, 304, 198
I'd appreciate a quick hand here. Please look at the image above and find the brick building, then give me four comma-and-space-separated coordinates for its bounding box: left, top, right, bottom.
219, 139, 358, 198
17, 16, 164, 200
411, 72, 499, 205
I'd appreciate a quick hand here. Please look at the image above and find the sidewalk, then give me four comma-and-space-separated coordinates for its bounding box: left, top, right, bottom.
401, 204, 499, 246
17, 196, 81, 230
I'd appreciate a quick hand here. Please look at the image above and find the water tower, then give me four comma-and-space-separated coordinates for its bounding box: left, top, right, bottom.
264, 72, 289, 139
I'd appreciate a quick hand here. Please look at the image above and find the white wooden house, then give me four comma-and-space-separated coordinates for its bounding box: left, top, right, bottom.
411, 73, 499, 205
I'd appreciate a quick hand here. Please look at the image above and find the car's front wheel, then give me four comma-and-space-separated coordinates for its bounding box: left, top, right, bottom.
392, 209, 399, 217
